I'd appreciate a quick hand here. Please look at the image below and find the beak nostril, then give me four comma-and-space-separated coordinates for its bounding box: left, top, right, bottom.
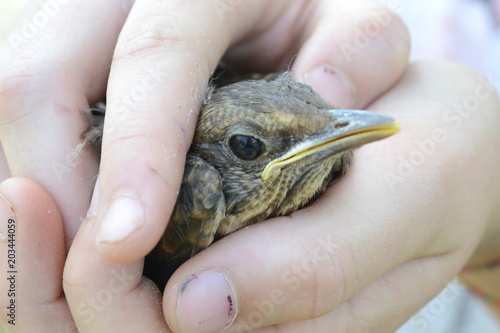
335, 122, 349, 129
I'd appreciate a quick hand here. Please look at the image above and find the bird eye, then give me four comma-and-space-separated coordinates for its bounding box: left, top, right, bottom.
229, 135, 263, 161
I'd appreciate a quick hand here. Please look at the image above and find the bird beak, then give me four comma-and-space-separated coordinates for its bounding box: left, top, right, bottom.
261, 109, 400, 180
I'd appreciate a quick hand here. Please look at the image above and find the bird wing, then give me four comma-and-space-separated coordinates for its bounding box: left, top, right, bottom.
145, 155, 226, 289
159, 154, 226, 259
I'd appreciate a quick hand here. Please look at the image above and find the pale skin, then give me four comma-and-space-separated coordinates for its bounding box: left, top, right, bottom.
1, 1, 500, 332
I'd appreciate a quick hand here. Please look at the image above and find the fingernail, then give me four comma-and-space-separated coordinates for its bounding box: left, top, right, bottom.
304, 65, 356, 108
177, 271, 236, 333
87, 179, 99, 217
97, 191, 144, 243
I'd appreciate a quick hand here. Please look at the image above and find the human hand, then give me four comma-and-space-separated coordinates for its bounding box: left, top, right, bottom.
0, 177, 170, 332
0, 0, 409, 264
0, 1, 135, 248
1, 0, 413, 331
155, 63, 500, 332
9, 62, 499, 333
88, 0, 410, 264
7, 0, 414, 263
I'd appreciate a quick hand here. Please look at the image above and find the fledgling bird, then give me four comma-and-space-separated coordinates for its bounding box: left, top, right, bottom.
82, 69, 399, 288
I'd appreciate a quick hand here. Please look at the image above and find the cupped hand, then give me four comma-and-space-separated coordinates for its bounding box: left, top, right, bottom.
159, 63, 500, 332
91, 0, 410, 263
1, 0, 415, 331
6, 63, 499, 333
0, 0, 135, 248
0, 0, 408, 263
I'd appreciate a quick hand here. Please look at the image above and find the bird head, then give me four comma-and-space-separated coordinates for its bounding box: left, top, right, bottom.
191, 73, 399, 231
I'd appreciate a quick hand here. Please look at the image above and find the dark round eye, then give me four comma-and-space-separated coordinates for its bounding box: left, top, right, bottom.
229, 135, 263, 160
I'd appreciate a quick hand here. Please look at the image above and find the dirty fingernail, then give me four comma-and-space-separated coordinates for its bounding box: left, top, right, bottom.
304, 65, 356, 108
97, 191, 144, 243
177, 271, 236, 333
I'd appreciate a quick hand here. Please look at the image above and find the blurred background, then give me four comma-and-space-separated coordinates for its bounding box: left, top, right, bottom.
0, 0, 28, 42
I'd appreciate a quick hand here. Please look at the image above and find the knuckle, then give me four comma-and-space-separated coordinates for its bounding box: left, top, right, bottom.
113, 12, 190, 62
0, 54, 51, 126
102, 111, 187, 151
294, 233, 356, 319
344, 306, 379, 333
0, 49, 60, 98
103, 131, 152, 153
0, 53, 46, 100
100, 117, 187, 182
62, 268, 89, 292
102, 125, 155, 156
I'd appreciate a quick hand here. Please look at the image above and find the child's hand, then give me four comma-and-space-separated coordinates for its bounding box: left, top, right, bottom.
3, 62, 499, 333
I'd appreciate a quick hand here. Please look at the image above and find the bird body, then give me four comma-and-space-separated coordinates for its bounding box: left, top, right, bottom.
83, 68, 399, 287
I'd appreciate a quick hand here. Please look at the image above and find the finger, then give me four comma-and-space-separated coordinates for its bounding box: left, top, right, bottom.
163, 62, 500, 332
0, 0, 134, 248
95, 0, 298, 262
63, 209, 169, 332
316, 252, 470, 333
164, 211, 431, 333
242, 254, 469, 333
0, 177, 75, 332
292, 0, 410, 108
222, 0, 410, 109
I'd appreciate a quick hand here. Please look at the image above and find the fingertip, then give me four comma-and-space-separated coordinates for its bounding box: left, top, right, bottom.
64, 200, 166, 333
163, 220, 342, 332
0, 177, 64, 263
165, 270, 237, 333
96, 191, 145, 245
93, 134, 187, 262
0, 177, 61, 222
293, 1, 410, 108
0, 177, 66, 308
94, 184, 176, 264
301, 65, 357, 108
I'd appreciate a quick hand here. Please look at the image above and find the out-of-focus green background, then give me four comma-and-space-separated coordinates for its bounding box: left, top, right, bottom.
0, 0, 28, 42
